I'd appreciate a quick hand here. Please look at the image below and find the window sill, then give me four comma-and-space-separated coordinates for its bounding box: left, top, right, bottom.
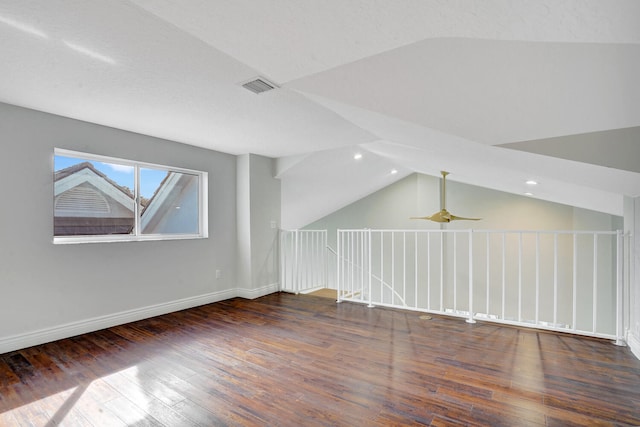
53, 234, 208, 245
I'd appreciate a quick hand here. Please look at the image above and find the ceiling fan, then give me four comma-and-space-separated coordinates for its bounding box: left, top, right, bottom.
411, 171, 481, 223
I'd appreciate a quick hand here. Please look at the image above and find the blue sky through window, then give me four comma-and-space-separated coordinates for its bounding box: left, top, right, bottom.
54, 155, 167, 199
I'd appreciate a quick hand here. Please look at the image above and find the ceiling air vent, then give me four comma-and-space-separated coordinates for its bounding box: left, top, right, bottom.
241, 77, 278, 94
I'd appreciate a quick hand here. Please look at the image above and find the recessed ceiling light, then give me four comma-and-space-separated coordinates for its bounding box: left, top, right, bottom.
390, 169, 398, 174
526, 180, 538, 185
353, 153, 362, 160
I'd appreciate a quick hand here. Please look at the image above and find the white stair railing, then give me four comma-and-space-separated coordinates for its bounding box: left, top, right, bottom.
280, 229, 330, 294
337, 228, 627, 344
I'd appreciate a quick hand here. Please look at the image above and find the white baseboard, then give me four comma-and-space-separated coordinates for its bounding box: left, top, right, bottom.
4, 285, 638, 361
0, 288, 238, 355
236, 282, 279, 299
628, 332, 640, 361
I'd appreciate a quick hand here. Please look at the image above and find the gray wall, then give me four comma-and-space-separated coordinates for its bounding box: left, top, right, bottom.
0, 102, 237, 345
625, 196, 640, 357
236, 154, 281, 292
308, 173, 621, 247
236, 154, 252, 290
249, 155, 281, 289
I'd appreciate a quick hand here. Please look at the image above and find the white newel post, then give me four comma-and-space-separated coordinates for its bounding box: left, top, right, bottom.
368, 229, 374, 308
336, 230, 342, 303
616, 229, 626, 346
467, 229, 476, 324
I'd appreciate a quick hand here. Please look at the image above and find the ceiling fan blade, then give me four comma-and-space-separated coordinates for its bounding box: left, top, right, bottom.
410, 210, 451, 223
411, 210, 480, 223
449, 214, 482, 221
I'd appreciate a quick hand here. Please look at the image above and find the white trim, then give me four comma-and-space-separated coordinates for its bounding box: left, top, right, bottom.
53, 148, 208, 244
3, 284, 635, 360
55, 148, 204, 177
628, 332, 640, 361
236, 283, 280, 300
200, 171, 209, 238
54, 233, 207, 245
0, 285, 282, 354
0, 289, 236, 355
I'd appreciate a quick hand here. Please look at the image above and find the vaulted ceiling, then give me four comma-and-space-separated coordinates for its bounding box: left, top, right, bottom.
1, 1, 639, 228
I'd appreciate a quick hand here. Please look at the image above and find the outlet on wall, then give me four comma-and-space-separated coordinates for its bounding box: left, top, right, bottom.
215, 269, 221, 279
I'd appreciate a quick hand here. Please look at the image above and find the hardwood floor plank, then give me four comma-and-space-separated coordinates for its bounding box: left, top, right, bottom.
0, 409, 20, 427
0, 357, 21, 388
103, 395, 162, 427
4, 353, 40, 385
1, 292, 640, 426
3, 385, 51, 427
101, 370, 196, 427
37, 385, 95, 427
118, 367, 187, 407
171, 398, 230, 427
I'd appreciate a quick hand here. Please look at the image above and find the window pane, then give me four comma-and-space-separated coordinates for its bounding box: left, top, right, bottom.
140, 168, 199, 235
54, 155, 135, 236
53, 149, 207, 243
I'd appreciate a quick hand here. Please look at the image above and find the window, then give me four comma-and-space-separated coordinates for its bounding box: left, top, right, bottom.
53, 149, 208, 243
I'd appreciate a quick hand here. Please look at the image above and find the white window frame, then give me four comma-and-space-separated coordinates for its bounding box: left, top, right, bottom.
53, 148, 208, 244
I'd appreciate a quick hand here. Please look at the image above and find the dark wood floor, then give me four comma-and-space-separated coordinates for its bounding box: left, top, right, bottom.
1, 293, 640, 426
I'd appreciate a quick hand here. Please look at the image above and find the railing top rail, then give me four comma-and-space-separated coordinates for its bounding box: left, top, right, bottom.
280, 229, 328, 233
337, 228, 619, 235
338, 228, 465, 233
474, 229, 619, 235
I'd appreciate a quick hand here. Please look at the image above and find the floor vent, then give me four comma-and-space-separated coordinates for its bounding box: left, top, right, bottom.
241, 77, 278, 94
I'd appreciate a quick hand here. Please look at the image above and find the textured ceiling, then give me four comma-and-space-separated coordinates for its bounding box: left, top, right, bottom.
500, 126, 640, 174
288, 39, 640, 145
0, 1, 639, 227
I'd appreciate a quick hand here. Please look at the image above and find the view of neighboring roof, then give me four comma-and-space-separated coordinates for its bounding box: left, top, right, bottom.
54, 161, 198, 235
54, 162, 134, 200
